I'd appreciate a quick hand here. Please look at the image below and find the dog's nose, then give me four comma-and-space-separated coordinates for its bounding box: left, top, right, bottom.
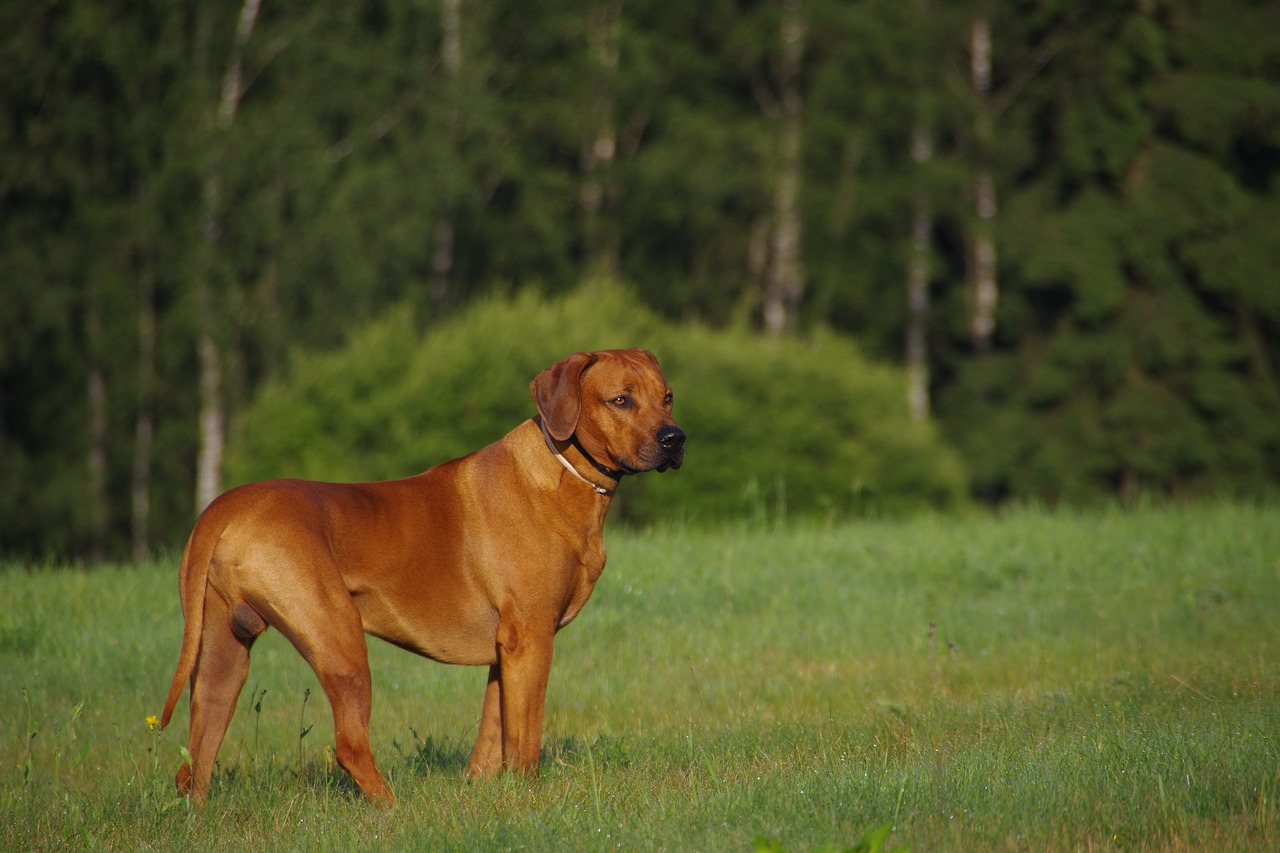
657, 425, 686, 451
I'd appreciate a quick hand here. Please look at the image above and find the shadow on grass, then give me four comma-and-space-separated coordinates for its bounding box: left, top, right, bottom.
542, 733, 633, 770
392, 730, 635, 779
395, 729, 472, 776
209, 758, 367, 802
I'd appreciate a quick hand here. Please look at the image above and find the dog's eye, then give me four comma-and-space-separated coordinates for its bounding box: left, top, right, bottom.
610, 395, 630, 408
664, 392, 673, 408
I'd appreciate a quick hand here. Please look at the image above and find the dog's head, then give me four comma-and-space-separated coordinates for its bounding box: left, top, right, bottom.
532, 348, 685, 475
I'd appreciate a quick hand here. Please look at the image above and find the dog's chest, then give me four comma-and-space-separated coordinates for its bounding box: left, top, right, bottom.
557, 535, 606, 629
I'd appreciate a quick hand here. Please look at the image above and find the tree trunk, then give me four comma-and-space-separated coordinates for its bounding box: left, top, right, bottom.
132, 234, 156, 564
905, 135, 932, 422
581, 2, 621, 277
441, 0, 462, 73
194, 0, 261, 515
432, 0, 462, 308
195, 329, 224, 514
762, 0, 806, 338
86, 297, 109, 563
905, 0, 932, 421
968, 15, 998, 351
431, 219, 456, 308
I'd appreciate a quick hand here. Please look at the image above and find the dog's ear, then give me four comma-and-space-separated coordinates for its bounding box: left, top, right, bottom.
531, 351, 596, 441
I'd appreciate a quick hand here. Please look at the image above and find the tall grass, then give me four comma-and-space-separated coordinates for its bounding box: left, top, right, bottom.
2, 503, 1277, 850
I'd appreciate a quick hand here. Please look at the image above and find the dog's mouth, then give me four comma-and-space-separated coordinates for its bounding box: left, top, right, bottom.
618, 454, 682, 475
626, 427, 685, 474
656, 450, 684, 473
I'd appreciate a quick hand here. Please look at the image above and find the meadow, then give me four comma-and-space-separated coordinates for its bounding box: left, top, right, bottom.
2, 503, 1277, 851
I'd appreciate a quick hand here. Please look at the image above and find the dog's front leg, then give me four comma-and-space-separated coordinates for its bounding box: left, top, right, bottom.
494, 610, 554, 774
465, 665, 503, 778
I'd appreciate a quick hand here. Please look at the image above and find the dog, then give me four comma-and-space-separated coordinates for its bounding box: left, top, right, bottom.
159, 348, 685, 805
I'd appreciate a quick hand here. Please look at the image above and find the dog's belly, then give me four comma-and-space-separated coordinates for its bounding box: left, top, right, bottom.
353, 590, 500, 666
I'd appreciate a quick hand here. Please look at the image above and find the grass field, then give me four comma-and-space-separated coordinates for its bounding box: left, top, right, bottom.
2, 503, 1278, 850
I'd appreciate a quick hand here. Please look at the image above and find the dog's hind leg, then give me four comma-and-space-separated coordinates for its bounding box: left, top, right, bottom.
267, 593, 394, 806
179, 594, 256, 803
314, 650, 393, 806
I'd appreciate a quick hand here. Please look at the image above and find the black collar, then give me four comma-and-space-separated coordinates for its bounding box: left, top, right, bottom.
570, 434, 626, 483
538, 418, 621, 496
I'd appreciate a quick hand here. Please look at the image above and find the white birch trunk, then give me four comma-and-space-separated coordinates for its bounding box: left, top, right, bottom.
906, 130, 932, 422
432, 0, 462, 306
132, 243, 156, 563
195, 0, 261, 515
87, 351, 109, 563
762, 0, 805, 338
195, 331, 224, 514
441, 0, 461, 74
969, 16, 998, 350
905, 0, 932, 421
83, 250, 109, 560
581, 2, 621, 277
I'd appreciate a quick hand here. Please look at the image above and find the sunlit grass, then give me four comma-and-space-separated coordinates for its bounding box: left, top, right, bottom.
2, 503, 1278, 850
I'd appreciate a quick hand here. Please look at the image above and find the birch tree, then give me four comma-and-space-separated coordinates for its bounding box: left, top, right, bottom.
963, 8, 1056, 352
760, 0, 807, 337
132, 219, 157, 563
86, 272, 109, 562
194, 0, 261, 515
967, 14, 997, 351
581, 2, 622, 277
905, 0, 933, 420
431, 0, 463, 308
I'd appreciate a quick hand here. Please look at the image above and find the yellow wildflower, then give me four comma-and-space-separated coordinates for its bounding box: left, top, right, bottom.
146, 715, 160, 731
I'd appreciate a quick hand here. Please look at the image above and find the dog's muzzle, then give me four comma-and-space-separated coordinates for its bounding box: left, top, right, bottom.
655, 425, 686, 472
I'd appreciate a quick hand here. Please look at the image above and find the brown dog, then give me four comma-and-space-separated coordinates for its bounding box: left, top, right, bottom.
159, 349, 684, 805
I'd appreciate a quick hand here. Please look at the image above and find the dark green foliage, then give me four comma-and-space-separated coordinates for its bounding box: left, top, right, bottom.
3, 0, 1278, 557
942, 0, 1280, 502
227, 284, 966, 522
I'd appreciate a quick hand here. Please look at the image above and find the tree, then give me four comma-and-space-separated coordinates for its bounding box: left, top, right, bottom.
580, 2, 623, 277
757, 0, 808, 337
3, 0, 1278, 560
192, 0, 261, 515
0, 0, 191, 558
966, 13, 997, 351
903, 0, 936, 420
945, 0, 1280, 501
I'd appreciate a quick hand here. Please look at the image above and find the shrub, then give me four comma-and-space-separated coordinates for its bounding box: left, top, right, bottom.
227, 282, 967, 523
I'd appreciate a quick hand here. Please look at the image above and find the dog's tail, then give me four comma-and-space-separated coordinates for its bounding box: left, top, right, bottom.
160, 523, 216, 730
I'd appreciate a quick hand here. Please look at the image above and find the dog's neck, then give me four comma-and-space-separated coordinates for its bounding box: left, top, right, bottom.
537, 417, 618, 496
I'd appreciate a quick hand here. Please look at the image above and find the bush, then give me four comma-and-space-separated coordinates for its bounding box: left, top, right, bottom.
227, 282, 967, 523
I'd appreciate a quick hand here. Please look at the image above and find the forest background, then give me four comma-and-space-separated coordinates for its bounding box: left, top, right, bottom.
2, 0, 1278, 562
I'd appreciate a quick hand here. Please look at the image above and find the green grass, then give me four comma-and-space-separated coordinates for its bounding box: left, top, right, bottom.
2, 503, 1278, 850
